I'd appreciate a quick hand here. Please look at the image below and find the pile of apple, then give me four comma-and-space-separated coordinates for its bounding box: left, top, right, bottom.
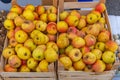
2, 4, 58, 72
58, 3, 118, 72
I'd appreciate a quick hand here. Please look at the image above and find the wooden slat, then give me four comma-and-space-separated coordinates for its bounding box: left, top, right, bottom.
3, 78, 55, 80
1, 72, 55, 78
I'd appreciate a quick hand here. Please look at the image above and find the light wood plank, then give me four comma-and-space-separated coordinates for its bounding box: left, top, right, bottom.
3, 78, 55, 80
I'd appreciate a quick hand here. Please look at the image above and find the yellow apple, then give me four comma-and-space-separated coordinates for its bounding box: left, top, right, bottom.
65, 15, 79, 27
25, 4, 35, 11
40, 13, 48, 22
86, 13, 97, 24
46, 42, 58, 52
95, 42, 105, 52
27, 58, 38, 69
19, 65, 30, 72
47, 6, 57, 14
24, 39, 36, 51
102, 51, 115, 64
17, 46, 31, 60
77, 18, 86, 29
14, 16, 25, 27
23, 9, 34, 21
7, 11, 18, 20
15, 30, 28, 43
47, 22, 57, 35
38, 60, 48, 72
2, 47, 15, 59
7, 29, 15, 39
57, 21, 68, 33
15, 44, 23, 52
36, 21, 47, 32
4, 19, 15, 30
59, 11, 69, 21
48, 13, 57, 22
44, 48, 58, 63
36, 5, 45, 15
59, 56, 72, 69
99, 17, 106, 24
32, 47, 44, 61
83, 52, 96, 65
73, 59, 86, 70
10, 5, 23, 14
70, 10, 81, 18
68, 48, 82, 62
92, 49, 102, 60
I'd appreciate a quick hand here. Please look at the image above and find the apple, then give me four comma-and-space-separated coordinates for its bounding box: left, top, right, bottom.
76, 30, 86, 38
46, 42, 58, 52
95, 3, 106, 13
40, 13, 48, 22
9, 37, 18, 47
47, 34, 56, 42
17, 46, 31, 60
27, 58, 38, 69
59, 56, 72, 69
4, 19, 15, 30
47, 22, 57, 35
36, 66, 41, 72
70, 10, 81, 18
24, 39, 36, 51
14, 16, 25, 27
15, 44, 23, 52
72, 36, 85, 48
91, 10, 101, 20
37, 45, 46, 51
10, 4, 23, 14
67, 27, 77, 34
32, 47, 44, 61
21, 20, 35, 33
68, 48, 82, 62
86, 13, 97, 24
65, 45, 74, 56
84, 34, 96, 47
83, 52, 96, 65
73, 59, 86, 70
77, 18, 86, 29
105, 40, 118, 52
4, 64, 17, 72
99, 17, 106, 24
102, 51, 115, 64
57, 21, 68, 33
44, 48, 58, 63
2, 47, 15, 59
86, 24, 100, 37
91, 49, 102, 60
33, 12, 39, 20
25, 4, 35, 11
47, 6, 57, 14
36, 5, 45, 15
48, 13, 57, 22
92, 60, 106, 72
57, 33, 69, 48
8, 55, 21, 68
7, 11, 18, 20
15, 30, 28, 43
98, 31, 110, 42
30, 29, 41, 39
59, 11, 69, 21
19, 65, 30, 72
81, 46, 90, 55
65, 15, 79, 27
38, 60, 48, 72
95, 42, 105, 52
36, 21, 47, 32
33, 33, 46, 45
23, 9, 35, 21
7, 29, 15, 39
84, 65, 93, 72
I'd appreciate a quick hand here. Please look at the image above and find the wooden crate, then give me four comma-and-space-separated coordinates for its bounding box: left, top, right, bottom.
57, 0, 116, 80
0, 0, 58, 80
